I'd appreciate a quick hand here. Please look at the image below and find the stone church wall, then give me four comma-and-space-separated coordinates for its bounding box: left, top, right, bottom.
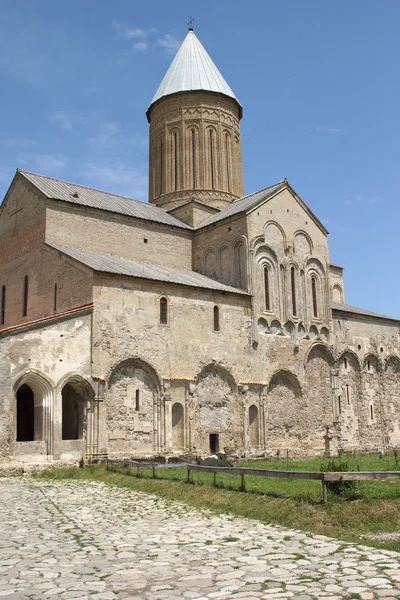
45, 202, 193, 270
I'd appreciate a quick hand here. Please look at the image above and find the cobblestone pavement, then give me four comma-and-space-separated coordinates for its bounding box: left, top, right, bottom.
1, 478, 400, 600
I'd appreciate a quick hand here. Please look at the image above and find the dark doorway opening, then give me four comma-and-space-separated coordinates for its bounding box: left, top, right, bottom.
16, 384, 34, 441
62, 384, 85, 440
209, 433, 219, 454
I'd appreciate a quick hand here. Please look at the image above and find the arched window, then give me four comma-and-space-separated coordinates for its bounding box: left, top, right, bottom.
191, 129, 196, 189
135, 389, 140, 411
23, 275, 29, 317
1, 285, 5, 325
159, 137, 164, 195
209, 129, 215, 189
213, 305, 220, 331
264, 267, 270, 311
311, 276, 318, 317
160, 297, 168, 324
173, 131, 178, 191
290, 267, 296, 316
225, 133, 231, 192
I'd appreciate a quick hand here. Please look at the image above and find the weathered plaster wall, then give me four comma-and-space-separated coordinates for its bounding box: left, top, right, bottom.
0, 313, 92, 462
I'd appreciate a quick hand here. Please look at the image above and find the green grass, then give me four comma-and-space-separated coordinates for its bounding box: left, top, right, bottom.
34, 457, 400, 553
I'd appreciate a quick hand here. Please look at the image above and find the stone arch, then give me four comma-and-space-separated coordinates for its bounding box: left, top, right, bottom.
305, 258, 327, 322
385, 355, 400, 372
186, 124, 200, 189
332, 284, 344, 304
204, 248, 217, 279
107, 358, 162, 455
218, 243, 231, 285
305, 345, 334, 447
171, 402, 184, 450
339, 350, 361, 372
264, 221, 286, 255
192, 363, 239, 454
59, 375, 94, 441
293, 230, 313, 257
256, 244, 279, 315
266, 370, 304, 450
363, 354, 380, 373
233, 238, 247, 289
14, 371, 53, 445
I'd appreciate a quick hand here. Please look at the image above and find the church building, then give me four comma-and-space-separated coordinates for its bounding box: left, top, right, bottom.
0, 28, 399, 464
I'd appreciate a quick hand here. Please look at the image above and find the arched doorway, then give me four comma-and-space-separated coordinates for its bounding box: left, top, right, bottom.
62, 383, 85, 440
249, 405, 259, 449
171, 402, 184, 450
16, 384, 35, 441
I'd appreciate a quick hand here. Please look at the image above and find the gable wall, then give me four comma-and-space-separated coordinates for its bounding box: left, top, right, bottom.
45, 203, 193, 270
0, 246, 93, 330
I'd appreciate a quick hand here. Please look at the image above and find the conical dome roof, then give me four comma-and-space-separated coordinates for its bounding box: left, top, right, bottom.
147, 29, 242, 118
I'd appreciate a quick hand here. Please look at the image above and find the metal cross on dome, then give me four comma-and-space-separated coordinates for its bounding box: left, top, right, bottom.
187, 16, 195, 31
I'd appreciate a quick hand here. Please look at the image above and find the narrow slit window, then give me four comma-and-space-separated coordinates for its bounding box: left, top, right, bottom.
264, 267, 270, 311
160, 297, 168, 324
1, 285, 5, 325
173, 131, 178, 191
370, 405, 374, 420
191, 129, 196, 189
346, 383, 350, 405
23, 275, 29, 317
135, 389, 140, 412
159, 137, 163, 195
209, 129, 215, 189
290, 267, 297, 316
311, 276, 318, 317
344, 357, 347, 369
53, 283, 58, 312
213, 305, 220, 331
338, 396, 342, 415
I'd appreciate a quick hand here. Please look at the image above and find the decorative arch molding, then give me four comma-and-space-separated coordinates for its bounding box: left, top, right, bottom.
233, 237, 247, 289
385, 355, 400, 372
332, 283, 344, 304
264, 220, 287, 253
363, 354, 381, 373
57, 373, 95, 400
267, 369, 302, 398
293, 230, 314, 256
203, 247, 217, 277
13, 370, 55, 395
195, 362, 237, 392
250, 234, 266, 251
108, 357, 162, 393
255, 244, 278, 265
305, 342, 335, 367
305, 256, 326, 275
338, 350, 361, 372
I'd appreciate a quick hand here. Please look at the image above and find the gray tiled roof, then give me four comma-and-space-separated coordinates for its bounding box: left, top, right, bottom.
48, 244, 249, 295
332, 302, 399, 322
148, 30, 241, 117
329, 261, 344, 269
19, 170, 192, 230
196, 181, 285, 228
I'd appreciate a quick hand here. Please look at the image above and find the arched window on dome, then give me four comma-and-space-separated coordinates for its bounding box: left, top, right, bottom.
191, 129, 196, 189
311, 276, 318, 318
225, 132, 231, 192
209, 129, 215, 189
173, 131, 178, 191
290, 267, 297, 317
159, 137, 164, 195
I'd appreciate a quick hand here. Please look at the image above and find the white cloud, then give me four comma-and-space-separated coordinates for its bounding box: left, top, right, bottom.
17, 153, 68, 173
0, 138, 38, 148
316, 127, 348, 135
156, 34, 181, 54
133, 42, 147, 52
79, 161, 148, 201
49, 110, 97, 130
112, 21, 147, 40
87, 122, 121, 147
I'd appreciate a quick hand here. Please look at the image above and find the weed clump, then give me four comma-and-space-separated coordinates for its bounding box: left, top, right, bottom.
320, 460, 357, 495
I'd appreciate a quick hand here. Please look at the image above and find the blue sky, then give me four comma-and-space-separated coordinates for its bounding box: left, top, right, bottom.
1, 0, 399, 317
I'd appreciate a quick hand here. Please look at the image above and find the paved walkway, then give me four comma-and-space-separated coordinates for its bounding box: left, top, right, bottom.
0, 478, 400, 599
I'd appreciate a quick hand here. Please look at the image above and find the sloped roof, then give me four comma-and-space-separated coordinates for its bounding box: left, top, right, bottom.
148, 29, 241, 118
18, 170, 192, 230
196, 181, 286, 228
329, 261, 344, 269
48, 244, 249, 296
332, 302, 399, 322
